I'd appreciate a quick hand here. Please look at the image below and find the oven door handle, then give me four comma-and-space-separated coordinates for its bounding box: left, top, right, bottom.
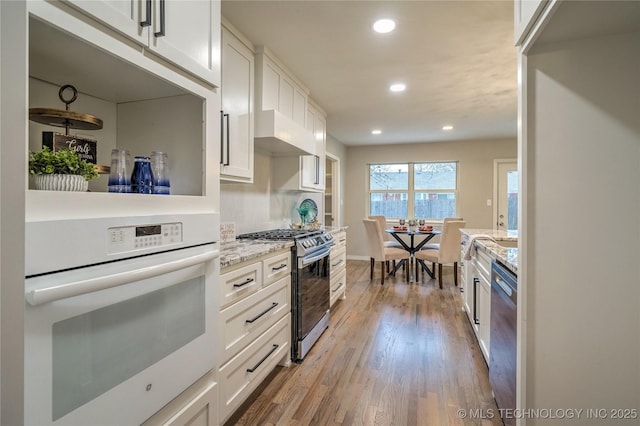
26, 249, 219, 306
300, 246, 332, 267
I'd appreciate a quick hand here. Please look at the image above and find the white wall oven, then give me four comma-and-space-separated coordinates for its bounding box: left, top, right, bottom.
24, 214, 219, 425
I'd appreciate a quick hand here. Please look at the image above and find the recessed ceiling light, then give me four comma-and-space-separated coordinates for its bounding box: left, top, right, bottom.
442, 125, 453, 131
373, 19, 396, 34
389, 83, 406, 92
371, 129, 382, 135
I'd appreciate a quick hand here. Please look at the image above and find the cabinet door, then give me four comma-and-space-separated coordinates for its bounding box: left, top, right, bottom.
149, 0, 220, 86
65, 0, 148, 45
514, 0, 548, 45
479, 274, 491, 361
65, 0, 220, 86
142, 377, 218, 426
221, 26, 254, 182
300, 105, 326, 191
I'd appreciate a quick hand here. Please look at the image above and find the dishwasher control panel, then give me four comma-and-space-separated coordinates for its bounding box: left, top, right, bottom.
108, 222, 183, 254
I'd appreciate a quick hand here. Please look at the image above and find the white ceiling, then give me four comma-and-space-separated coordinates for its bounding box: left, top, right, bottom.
221, 0, 518, 146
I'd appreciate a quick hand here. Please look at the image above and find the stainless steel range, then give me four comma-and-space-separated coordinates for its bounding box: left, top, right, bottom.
237, 229, 334, 362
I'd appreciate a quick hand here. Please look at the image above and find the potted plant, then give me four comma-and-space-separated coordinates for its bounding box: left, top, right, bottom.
29, 146, 99, 191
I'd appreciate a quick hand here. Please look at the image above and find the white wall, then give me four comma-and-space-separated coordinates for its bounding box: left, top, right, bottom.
524, 30, 640, 420
345, 138, 516, 258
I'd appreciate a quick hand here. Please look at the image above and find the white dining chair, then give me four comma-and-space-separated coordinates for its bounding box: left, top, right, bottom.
368, 215, 405, 272
421, 217, 463, 251
368, 215, 403, 248
415, 220, 465, 288
363, 218, 409, 285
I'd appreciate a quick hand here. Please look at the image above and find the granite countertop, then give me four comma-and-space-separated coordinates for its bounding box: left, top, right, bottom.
220, 226, 347, 270
220, 239, 294, 270
323, 225, 348, 234
461, 228, 518, 274
461, 228, 518, 242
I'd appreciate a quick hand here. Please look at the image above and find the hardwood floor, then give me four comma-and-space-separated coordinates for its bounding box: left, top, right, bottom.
225, 260, 502, 426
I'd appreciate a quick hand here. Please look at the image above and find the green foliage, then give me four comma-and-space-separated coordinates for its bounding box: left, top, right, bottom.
29, 146, 99, 181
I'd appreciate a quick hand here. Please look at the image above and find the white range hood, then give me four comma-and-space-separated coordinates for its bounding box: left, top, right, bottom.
254, 109, 315, 155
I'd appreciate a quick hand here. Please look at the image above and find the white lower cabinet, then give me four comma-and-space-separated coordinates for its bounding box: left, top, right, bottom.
142, 371, 218, 426
329, 234, 347, 307
330, 269, 347, 307
218, 315, 290, 422
218, 249, 292, 423
472, 249, 492, 363
219, 276, 290, 363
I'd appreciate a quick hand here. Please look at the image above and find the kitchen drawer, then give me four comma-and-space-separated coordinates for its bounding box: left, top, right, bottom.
330, 244, 346, 276
330, 268, 346, 307
218, 314, 291, 423
142, 371, 218, 426
475, 248, 492, 282
219, 276, 290, 364
263, 250, 291, 286
220, 262, 263, 309
332, 231, 347, 248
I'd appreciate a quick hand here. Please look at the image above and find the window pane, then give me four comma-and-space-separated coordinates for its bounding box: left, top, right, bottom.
370, 164, 408, 190
414, 192, 456, 219
370, 193, 408, 218
414, 162, 456, 190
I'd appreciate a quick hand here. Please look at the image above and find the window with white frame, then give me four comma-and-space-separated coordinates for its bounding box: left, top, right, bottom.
369, 162, 458, 220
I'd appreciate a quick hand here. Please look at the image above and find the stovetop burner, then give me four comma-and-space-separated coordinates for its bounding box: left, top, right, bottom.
237, 229, 322, 241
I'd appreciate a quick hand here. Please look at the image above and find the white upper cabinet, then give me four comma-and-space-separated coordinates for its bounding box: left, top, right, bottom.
221, 23, 254, 183
256, 48, 308, 128
26, 0, 221, 219
273, 100, 326, 193
514, 0, 548, 46
254, 47, 314, 155
301, 101, 326, 191
64, 0, 221, 87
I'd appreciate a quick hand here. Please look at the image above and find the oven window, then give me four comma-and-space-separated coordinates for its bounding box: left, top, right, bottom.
298, 257, 330, 337
51, 277, 205, 420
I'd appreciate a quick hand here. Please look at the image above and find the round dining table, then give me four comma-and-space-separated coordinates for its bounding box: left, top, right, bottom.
385, 227, 441, 282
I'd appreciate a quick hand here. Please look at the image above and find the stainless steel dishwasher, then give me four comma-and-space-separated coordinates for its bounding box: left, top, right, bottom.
489, 260, 517, 426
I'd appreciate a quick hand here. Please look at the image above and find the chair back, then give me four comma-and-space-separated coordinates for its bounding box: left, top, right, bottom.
444, 217, 463, 223
438, 220, 466, 263
369, 215, 392, 241
363, 218, 385, 261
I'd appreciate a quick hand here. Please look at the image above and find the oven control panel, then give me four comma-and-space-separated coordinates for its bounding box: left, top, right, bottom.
107, 222, 183, 254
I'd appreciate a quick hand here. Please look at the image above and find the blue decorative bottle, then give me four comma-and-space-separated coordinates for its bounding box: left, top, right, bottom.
130, 156, 154, 194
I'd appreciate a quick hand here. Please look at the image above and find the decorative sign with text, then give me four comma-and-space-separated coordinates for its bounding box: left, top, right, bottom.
42, 132, 98, 164
220, 222, 236, 243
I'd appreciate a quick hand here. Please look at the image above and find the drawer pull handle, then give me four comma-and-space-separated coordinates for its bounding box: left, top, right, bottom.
140, 0, 151, 27
331, 259, 344, 267
245, 302, 278, 324
271, 263, 287, 271
233, 278, 254, 288
332, 282, 344, 292
154, 0, 166, 37
246, 344, 279, 373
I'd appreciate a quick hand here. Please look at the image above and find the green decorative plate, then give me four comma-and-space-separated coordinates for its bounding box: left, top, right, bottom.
299, 198, 318, 222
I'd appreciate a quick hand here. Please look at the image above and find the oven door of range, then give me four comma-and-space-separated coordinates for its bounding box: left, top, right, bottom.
24, 244, 219, 426
295, 247, 331, 340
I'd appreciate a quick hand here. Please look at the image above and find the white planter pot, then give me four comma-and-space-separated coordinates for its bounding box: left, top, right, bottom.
33, 174, 89, 192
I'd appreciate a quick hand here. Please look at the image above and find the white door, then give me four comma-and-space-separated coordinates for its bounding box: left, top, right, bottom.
496, 161, 518, 231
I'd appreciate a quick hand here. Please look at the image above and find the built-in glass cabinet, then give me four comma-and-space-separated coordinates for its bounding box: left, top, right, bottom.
27, 1, 220, 221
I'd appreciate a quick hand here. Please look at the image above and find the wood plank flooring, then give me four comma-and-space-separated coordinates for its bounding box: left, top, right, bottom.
225, 260, 502, 426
